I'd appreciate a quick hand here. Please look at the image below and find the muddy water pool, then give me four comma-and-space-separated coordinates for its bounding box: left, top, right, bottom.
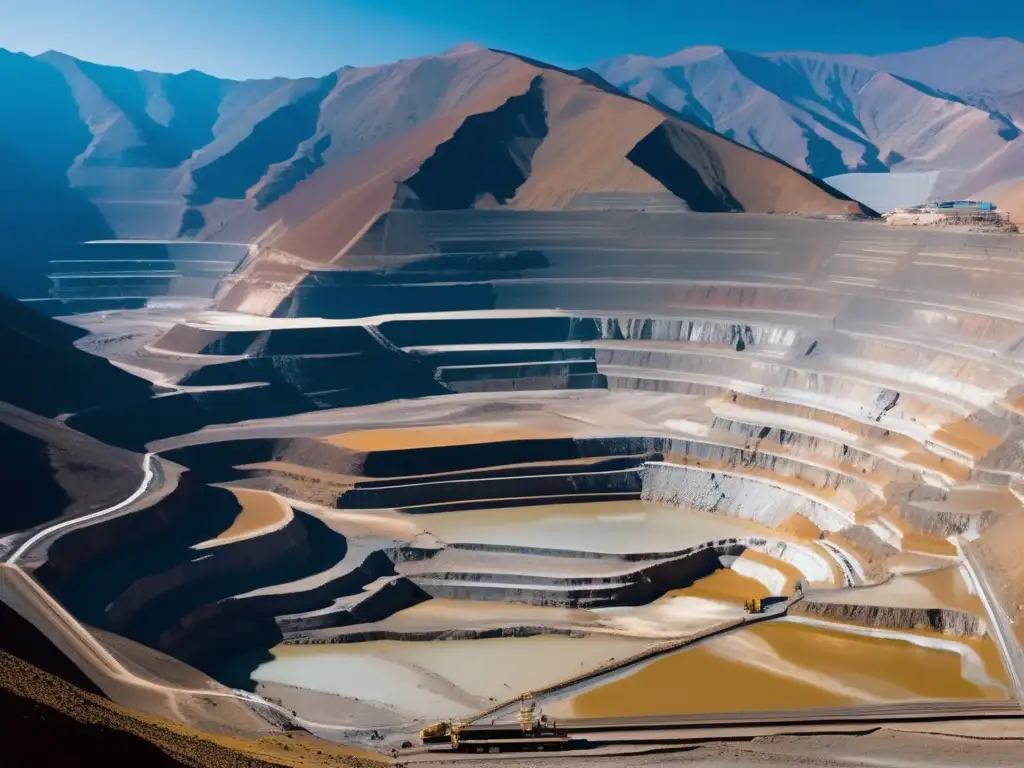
547, 619, 1008, 718
408, 500, 767, 553
251, 634, 654, 721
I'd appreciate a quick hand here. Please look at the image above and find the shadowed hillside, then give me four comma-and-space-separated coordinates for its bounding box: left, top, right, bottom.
0, 404, 141, 536
0, 50, 114, 298
0, 293, 152, 417
396, 75, 549, 209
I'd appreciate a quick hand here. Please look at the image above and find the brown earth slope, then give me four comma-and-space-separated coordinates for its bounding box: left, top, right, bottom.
977, 179, 1024, 226
270, 50, 870, 266
0, 599, 382, 767
0, 650, 382, 768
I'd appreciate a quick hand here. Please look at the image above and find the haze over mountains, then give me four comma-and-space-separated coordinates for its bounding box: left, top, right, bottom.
594, 37, 1024, 202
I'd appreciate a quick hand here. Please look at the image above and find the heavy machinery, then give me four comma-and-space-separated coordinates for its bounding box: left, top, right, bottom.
419, 693, 569, 752
743, 597, 764, 614
418, 721, 452, 743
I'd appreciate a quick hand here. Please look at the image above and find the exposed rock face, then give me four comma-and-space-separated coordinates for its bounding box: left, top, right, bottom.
287, 625, 577, 644
406, 542, 736, 608
793, 600, 986, 637
642, 459, 854, 532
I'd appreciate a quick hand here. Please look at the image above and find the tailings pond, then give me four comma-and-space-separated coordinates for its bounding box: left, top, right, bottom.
546, 619, 1009, 718
406, 499, 768, 553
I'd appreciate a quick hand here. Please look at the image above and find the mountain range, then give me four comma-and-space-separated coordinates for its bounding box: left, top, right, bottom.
593, 36, 1024, 202
4, 37, 1024, 302
0, 44, 867, 301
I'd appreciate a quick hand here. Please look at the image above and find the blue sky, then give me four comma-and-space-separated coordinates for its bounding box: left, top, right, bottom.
0, 0, 1021, 79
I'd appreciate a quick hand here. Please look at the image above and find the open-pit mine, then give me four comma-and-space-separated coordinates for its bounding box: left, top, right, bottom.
3, 208, 1024, 760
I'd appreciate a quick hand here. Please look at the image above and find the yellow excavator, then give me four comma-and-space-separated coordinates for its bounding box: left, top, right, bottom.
743, 597, 764, 614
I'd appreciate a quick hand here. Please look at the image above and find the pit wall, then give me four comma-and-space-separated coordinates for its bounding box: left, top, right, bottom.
408, 544, 733, 608
285, 625, 577, 644
394, 536, 826, 608
31, 478, 360, 670
791, 600, 986, 638
641, 461, 852, 532
337, 462, 645, 512
654, 437, 882, 512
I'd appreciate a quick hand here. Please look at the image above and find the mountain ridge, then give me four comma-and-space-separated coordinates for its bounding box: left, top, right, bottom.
0, 43, 868, 306
593, 36, 1024, 201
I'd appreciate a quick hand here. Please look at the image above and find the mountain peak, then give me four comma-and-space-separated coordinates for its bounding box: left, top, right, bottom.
441, 42, 486, 57
659, 45, 726, 65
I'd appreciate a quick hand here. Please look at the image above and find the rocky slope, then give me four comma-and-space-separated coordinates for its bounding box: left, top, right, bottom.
593, 37, 1024, 201
792, 601, 986, 637
0, 651, 379, 768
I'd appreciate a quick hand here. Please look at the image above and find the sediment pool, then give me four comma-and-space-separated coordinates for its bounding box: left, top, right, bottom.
547, 619, 1008, 718
195, 488, 291, 547
251, 635, 653, 721
408, 500, 768, 553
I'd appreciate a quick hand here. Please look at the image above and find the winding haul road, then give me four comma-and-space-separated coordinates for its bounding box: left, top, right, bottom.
955, 537, 1024, 701
5, 453, 156, 566
1, 448, 1021, 753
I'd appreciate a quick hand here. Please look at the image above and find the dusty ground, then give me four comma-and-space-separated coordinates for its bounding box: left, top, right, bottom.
0, 650, 383, 767
973, 510, 1024, 645
324, 424, 575, 451
410, 727, 1024, 766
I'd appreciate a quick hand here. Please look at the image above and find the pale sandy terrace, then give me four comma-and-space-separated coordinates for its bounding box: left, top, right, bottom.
251, 635, 654, 721
588, 595, 745, 639
183, 308, 576, 332
546, 619, 1010, 719
407, 500, 768, 553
